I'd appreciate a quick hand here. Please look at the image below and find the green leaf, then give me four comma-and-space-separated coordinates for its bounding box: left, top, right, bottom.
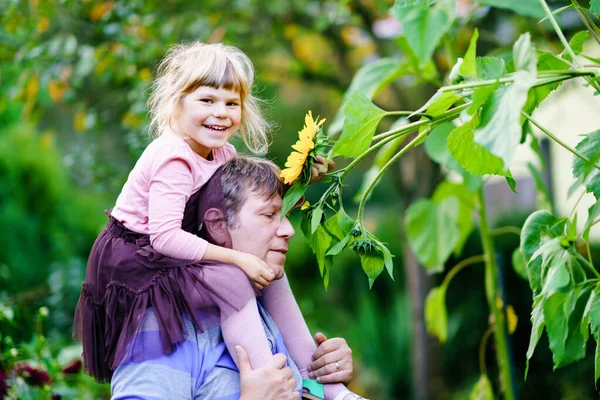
331, 91, 387, 158
281, 182, 307, 219
310, 207, 324, 234
474, 34, 537, 167
520, 210, 561, 259
592, 0, 600, 17
302, 219, 333, 281
405, 197, 460, 272
390, 0, 455, 67
425, 285, 448, 343
523, 51, 569, 116
460, 28, 479, 78
447, 114, 512, 178
475, 57, 506, 80
382, 244, 394, 279
474, 0, 545, 18
324, 208, 355, 240
360, 252, 385, 288
512, 248, 529, 280
563, 31, 591, 62
572, 130, 600, 199
583, 199, 600, 242
467, 81, 499, 115
424, 123, 460, 169
432, 180, 475, 255
469, 374, 494, 400
526, 294, 545, 378
328, 58, 406, 136
326, 234, 350, 256
394, 36, 439, 81
543, 291, 569, 367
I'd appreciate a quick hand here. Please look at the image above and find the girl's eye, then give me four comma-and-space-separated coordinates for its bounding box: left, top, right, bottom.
263, 213, 274, 219
227, 102, 240, 107
200, 98, 213, 104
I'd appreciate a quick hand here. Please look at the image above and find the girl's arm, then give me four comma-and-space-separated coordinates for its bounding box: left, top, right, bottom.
147, 158, 273, 287
261, 275, 349, 400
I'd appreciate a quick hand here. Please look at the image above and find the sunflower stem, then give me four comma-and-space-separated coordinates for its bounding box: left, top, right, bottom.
356, 128, 431, 223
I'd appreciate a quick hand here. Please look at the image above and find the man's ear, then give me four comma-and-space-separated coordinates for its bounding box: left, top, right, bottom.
203, 208, 229, 245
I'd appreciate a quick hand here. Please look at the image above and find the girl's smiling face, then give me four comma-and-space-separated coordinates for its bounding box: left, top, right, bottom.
178, 86, 242, 159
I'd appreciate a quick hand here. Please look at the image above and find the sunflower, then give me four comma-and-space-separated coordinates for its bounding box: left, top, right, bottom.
280, 111, 326, 185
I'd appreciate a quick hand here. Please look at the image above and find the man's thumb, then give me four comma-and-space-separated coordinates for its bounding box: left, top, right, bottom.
236, 345, 252, 375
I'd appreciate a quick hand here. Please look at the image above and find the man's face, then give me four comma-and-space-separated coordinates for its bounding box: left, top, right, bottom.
229, 190, 295, 278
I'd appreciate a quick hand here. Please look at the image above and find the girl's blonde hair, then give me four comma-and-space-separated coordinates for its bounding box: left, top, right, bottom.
148, 41, 270, 155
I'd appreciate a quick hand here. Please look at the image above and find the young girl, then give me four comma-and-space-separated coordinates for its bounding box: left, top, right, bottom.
73, 41, 353, 400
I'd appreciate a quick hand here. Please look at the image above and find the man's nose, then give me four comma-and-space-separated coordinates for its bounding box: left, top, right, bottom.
277, 216, 295, 239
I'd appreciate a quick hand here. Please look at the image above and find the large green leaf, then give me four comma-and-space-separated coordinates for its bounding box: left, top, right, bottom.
432, 180, 475, 255
469, 374, 494, 400
328, 58, 406, 136
475, 34, 537, 168
543, 292, 570, 367
360, 252, 385, 288
467, 82, 499, 115
563, 31, 591, 62
583, 199, 600, 242
523, 51, 569, 116
520, 210, 561, 259
475, 0, 545, 18
572, 129, 600, 199
324, 208, 355, 241
301, 219, 333, 283
593, 0, 600, 17
447, 114, 512, 178
526, 294, 545, 378
405, 197, 460, 272
512, 248, 529, 280
475, 57, 506, 80
390, 0, 455, 67
331, 91, 387, 158
281, 182, 307, 219
460, 28, 479, 78
425, 285, 448, 343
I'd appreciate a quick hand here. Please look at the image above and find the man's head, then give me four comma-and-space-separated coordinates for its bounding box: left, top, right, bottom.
197, 156, 295, 277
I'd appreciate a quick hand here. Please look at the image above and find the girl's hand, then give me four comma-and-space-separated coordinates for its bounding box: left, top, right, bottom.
237, 253, 275, 290
309, 156, 335, 185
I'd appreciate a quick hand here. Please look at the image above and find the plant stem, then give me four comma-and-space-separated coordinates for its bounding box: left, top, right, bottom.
522, 112, 600, 172
489, 226, 522, 237
571, 0, 600, 46
356, 129, 430, 222
479, 326, 494, 376
439, 70, 596, 93
569, 189, 587, 220
477, 188, 516, 400
576, 251, 600, 279
539, 0, 600, 92
442, 255, 486, 288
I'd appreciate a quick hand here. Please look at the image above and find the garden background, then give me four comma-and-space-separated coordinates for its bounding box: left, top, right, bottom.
1, 0, 600, 399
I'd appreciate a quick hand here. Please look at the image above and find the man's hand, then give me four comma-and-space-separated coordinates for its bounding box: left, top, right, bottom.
237, 346, 300, 400
307, 332, 354, 384
236, 253, 275, 290
309, 156, 335, 184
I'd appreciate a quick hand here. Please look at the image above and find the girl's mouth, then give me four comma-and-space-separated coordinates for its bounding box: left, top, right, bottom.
204, 125, 228, 132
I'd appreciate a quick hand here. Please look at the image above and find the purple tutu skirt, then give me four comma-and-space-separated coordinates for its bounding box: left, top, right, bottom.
72, 211, 255, 382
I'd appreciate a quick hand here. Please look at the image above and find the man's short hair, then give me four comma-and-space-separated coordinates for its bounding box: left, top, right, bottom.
221, 156, 286, 226
196, 156, 286, 231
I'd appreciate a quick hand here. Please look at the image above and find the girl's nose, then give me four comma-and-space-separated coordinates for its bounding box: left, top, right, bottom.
212, 102, 228, 118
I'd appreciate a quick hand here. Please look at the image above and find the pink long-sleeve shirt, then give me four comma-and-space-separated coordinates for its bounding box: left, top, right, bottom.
111, 130, 236, 261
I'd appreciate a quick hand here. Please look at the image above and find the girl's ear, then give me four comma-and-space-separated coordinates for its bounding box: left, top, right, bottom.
203, 208, 229, 244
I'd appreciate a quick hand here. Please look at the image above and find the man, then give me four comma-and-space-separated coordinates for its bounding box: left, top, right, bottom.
111, 156, 358, 400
